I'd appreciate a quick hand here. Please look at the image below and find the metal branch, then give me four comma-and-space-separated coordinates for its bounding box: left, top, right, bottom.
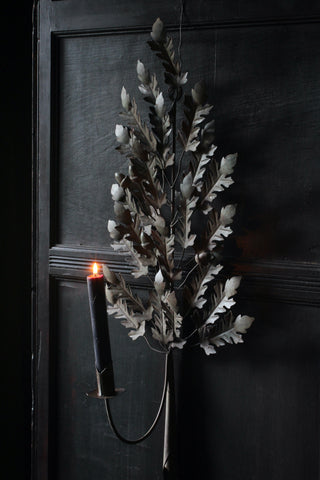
105, 353, 168, 444
176, 263, 198, 289
172, 150, 185, 188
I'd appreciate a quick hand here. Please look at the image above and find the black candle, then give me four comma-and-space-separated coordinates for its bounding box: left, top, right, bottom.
87, 263, 114, 382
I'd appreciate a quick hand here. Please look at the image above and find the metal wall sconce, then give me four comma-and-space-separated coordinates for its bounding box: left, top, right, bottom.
86, 263, 177, 478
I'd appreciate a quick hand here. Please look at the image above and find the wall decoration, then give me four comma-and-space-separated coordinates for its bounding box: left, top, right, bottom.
105, 17, 254, 355
87, 17, 254, 479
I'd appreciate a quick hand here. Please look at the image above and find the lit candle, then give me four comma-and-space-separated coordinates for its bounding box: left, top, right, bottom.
87, 262, 115, 396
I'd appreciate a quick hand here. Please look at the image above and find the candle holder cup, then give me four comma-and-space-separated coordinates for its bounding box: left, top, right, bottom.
87, 365, 124, 399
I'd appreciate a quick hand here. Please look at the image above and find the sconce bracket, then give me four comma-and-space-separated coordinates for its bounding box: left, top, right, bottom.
86, 367, 124, 399
86, 387, 125, 400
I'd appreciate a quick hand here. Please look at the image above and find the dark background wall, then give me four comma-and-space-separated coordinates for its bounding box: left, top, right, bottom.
1, 2, 33, 479
3, 2, 320, 480
33, 2, 320, 480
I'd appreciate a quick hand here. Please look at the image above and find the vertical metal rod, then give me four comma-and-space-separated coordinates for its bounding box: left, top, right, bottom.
162, 351, 179, 479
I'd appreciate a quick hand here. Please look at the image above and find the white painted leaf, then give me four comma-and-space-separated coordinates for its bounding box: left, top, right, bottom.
154, 268, 166, 294
128, 98, 158, 152
111, 183, 124, 201
205, 298, 236, 325
200, 339, 217, 355
220, 204, 236, 226
191, 81, 206, 105
162, 290, 183, 337
178, 72, 188, 85
108, 298, 138, 327
183, 104, 213, 152
138, 84, 149, 95
150, 17, 165, 43
192, 264, 223, 308
205, 176, 234, 202
131, 264, 149, 278
128, 322, 145, 340
151, 327, 174, 345
208, 225, 232, 249
136, 60, 150, 84
220, 153, 237, 175
234, 315, 255, 333
107, 219, 117, 235
224, 276, 242, 297
200, 312, 254, 355
206, 314, 254, 353
205, 277, 241, 325
163, 149, 175, 167
193, 104, 213, 125
120, 239, 154, 278
192, 150, 215, 190
155, 92, 165, 117
200, 153, 237, 210
121, 87, 131, 111
176, 195, 197, 249
180, 172, 194, 199
115, 124, 130, 144
170, 339, 186, 350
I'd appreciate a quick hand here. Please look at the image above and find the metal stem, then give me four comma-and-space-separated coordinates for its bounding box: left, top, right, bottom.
162, 351, 179, 479
170, 99, 177, 240
104, 353, 168, 444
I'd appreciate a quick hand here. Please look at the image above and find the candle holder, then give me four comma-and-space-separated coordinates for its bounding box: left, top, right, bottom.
86, 366, 124, 399
87, 349, 174, 476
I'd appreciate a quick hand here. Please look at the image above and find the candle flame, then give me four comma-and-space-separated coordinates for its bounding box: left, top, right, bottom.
92, 262, 98, 275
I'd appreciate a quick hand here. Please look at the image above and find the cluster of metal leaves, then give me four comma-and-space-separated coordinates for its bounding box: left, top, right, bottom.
105, 18, 254, 354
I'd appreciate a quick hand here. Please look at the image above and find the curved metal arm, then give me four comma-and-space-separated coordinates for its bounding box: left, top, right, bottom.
104, 353, 168, 444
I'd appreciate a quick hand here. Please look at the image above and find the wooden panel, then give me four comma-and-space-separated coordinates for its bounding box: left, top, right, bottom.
43, 0, 320, 33
47, 278, 320, 480
208, 24, 320, 263
50, 279, 165, 479
54, 32, 153, 245
34, 1, 320, 480
180, 24, 320, 263
177, 300, 320, 479
54, 23, 320, 260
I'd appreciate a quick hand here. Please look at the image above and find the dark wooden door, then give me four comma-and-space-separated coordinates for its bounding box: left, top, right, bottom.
33, 1, 320, 479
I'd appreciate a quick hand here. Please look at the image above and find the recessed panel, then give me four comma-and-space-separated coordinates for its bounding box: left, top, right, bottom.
55, 33, 150, 246
55, 24, 320, 262
54, 0, 320, 30
177, 300, 320, 479
181, 25, 320, 263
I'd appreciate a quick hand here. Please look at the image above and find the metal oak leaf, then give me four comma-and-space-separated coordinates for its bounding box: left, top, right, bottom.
176, 197, 197, 249
200, 313, 254, 355
204, 276, 242, 326
192, 145, 217, 191
189, 264, 223, 309
200, 153, 237, 213
104, 17, 255, 354
180, 95, 213, 152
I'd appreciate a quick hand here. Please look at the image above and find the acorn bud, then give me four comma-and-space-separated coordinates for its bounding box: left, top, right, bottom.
151, 18, 166, 43
111, 183, 125, 201
195, 251, 210, 266
107, 220, 122, 240
137, 60, 150, 84
191, 81, 207, 105
121, 86, 131, 111
115, 172, 125, 185
114, 202, 131, 224
115, 124, 130, 144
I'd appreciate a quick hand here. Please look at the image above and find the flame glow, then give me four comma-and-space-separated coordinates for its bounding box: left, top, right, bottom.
92, 262, 98, 275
